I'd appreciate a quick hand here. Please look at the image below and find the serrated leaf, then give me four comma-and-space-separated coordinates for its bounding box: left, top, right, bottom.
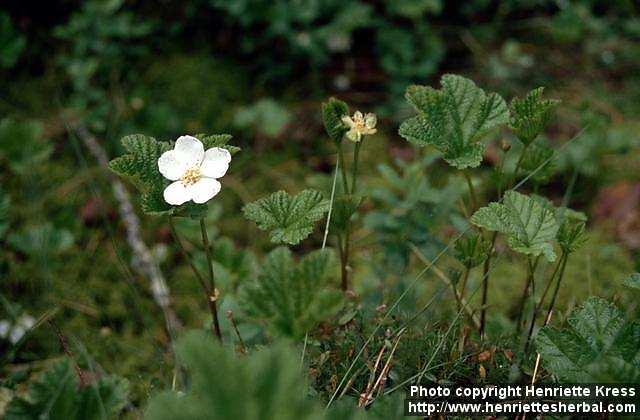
6, 360, 128, 420
109, 134, 173, 215
243, 190, 329, 245
470, 190, 558, 261
322, 98, 349, 142
536, 297, 640, 382
509, 87, 559, 146
622, 273, 640, 290
195, 133, 241, 155
399, 74, 509, 169
241, 247, 343, 339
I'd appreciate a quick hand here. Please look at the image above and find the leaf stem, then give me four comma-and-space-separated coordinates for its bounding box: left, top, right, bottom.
200, 218, 223, 342
515, 256, 539, 335
463, 170, 477, 212
350, 142, 361, 194
523, 252, 566, 354
479, 231, 497, 339
337, 144, 350, 194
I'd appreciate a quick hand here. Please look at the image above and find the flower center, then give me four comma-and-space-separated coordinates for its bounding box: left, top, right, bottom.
353, 116, 367, 131
181, 167, 202, 186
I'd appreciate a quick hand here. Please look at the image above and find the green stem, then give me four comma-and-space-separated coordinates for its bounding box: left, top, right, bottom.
337, 144, 350, 194
200, 218, 223, 342
544, 253, 569, 324
350, 142, 361, 194
479, 231, 497, 339
463, 170, 477, 212
459, 267, 470, 302
523, 252, 566, 355
515, 256, 539, 335
511, 144, 530, 188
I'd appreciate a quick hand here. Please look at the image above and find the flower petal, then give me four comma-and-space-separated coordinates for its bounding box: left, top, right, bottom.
189, 177, 221, 204
164, 181, 192, 205
200, 147, 231, 178
158, 150, 188, 180
174, 135, 204, 168
365, 113, 377, 129
341, 115, 355, 128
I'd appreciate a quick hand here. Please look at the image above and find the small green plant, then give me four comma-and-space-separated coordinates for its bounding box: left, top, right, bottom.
536, 297, 640, 382
5, 360, 128, 419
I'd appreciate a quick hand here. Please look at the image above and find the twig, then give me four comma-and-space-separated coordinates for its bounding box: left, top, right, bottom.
49, 320, 87, 387
226, 310, 246, 354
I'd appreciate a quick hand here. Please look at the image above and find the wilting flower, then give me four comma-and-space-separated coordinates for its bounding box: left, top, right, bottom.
341, 111, 377, 142
158, 135, 231, 205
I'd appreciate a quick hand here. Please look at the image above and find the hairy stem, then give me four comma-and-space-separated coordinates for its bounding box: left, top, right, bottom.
200, 218, 223, 342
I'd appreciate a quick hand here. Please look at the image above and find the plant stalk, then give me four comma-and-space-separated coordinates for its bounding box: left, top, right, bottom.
200, 218, 223, 342
479, 231, 497, 339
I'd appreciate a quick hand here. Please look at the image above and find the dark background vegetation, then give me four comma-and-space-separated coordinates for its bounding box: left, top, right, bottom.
1, 0, 639, 416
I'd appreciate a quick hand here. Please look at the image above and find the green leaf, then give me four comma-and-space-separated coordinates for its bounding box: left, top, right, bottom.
144, 331, 331, 420
109, 134, 173, 215
622, 273, 640, 290
322, 98, 349, 143
241, 247, 343, 339
243, 190, 329, 245
6, 360, 128, 420
454, 233, 490, 268
536, 297, 640, 382
195, 133, 241, 155
399, 74, 509, 169
470, 190, 558, 261
509, 87, 559, 146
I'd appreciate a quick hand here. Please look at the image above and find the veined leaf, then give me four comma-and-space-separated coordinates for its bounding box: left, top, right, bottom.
399, 74, 509, 169
321, 97, 349, 143
195, 133, 241, 155
243, 190, 329, 245
470, 190, 558, 261
509, 87, 559, 146
537, 297, 640, 382
6, 360, 129, 419
241, 247, 343, 339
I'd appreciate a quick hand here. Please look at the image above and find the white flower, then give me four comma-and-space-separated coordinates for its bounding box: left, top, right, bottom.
158, 135, 231, 206
341, 111, 377, 142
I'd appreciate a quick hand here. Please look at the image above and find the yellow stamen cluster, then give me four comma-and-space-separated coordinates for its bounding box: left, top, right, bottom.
181, 167, 202, 186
